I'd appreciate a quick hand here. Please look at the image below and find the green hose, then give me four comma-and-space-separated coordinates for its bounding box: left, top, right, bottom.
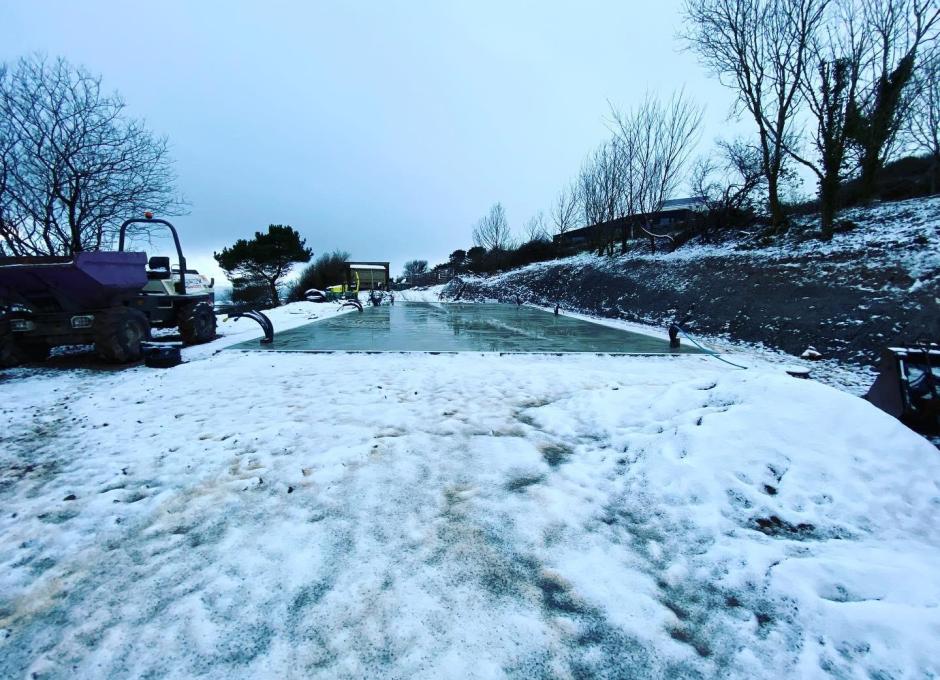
675, 324, 750, 370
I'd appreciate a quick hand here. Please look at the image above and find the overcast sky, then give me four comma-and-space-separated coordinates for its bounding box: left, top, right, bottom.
0, 1, 742, 280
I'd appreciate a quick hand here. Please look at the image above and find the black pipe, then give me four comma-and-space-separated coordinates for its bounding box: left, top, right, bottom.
229, 310, 274, 344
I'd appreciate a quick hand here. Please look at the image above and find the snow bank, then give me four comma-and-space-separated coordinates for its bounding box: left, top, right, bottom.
395, 285, 448, 302
588, 194, 940, 277
1, 343, 938, 678
463, 195, 940, 290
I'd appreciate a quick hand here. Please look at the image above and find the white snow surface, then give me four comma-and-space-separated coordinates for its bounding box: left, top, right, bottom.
2, 301, 940, 679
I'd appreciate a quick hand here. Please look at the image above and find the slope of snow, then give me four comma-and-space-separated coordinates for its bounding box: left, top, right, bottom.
2, 316, 939, 678
395, 285, 448, 303
465, 194, 940, 287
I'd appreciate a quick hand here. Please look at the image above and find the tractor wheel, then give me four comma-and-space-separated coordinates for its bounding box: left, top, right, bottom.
178, 301, 216, 345
94, 307, 150, 364
21, 343, 50, 362
0, 319, 49, 368
0, 319, 24, 368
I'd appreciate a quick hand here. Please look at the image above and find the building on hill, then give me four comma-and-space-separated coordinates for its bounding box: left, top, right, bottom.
556, 196, 706, 248
345, 262, 390, 290
407, 265, 456, 287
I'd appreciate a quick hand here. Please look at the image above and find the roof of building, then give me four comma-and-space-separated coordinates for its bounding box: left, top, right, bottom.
554, 197, 707, 242
346, 262, 389, 270
661, 196, 706, 211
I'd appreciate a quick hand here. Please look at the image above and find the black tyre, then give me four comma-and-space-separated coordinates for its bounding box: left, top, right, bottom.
94, 307, 150, 364
0, 319, 48, 368
178, 301, 216, 345
21, 343, 50, 362
0, 319, 24, 368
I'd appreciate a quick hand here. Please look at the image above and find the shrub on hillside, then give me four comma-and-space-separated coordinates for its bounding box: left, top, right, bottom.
441, 240, 560, 277
507, 239, 558, 269
787, 155, 939, 217
290, 250, 350, 300
230, 278, 273, 306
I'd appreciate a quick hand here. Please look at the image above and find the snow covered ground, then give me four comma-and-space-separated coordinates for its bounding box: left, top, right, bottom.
2, 302, 939, 678
560, 194, 940, 279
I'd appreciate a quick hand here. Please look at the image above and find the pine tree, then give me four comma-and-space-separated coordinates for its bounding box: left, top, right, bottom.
214, 225, 312, 307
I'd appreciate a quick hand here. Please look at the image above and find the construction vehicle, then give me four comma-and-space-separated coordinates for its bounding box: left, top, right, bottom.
866, 342, 939, 435
325, 269, 360, 300
0, 215, 216, 367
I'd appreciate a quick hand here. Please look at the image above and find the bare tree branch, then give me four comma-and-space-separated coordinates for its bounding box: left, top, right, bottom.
610, 89, 704, 251
780, 0, 867, 237
550, 182, 581, 237
690, 138, 766, 241
906, 46, 940, 191
682, 0, 830, 233
523, 211, 549, 242
0, 54, 185, 256
847, 0, 940, 198
472, 202, 512, 251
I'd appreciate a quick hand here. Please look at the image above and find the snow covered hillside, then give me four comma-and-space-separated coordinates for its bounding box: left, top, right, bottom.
1, 303, 939, 678
448, 195, 940, 368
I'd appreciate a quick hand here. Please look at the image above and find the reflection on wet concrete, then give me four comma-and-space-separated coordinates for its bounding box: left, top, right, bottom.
230, 303, 704, 354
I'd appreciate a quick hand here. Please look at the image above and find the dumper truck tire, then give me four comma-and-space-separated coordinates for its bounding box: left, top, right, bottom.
21, 343, 50, 363
178, 301, 216, 344
94, 307, 150, 364
0, 319, 49, 368
0, 319, 23, 368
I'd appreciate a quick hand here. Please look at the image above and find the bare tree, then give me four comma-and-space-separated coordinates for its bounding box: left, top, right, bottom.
782, 0, 866, 238
523, 211, 549, 242
402, 259, 429, 280
0, 64, 17, 257
907, 47, 940, 191
692, 139, 766, 211
472, 202, 512, 251
690, 138, 766, 240
578, 139, 627, 227
569, 90, 702, 255
0, 55, 183, 257
611, 89, 704, 251
682, 0, 830, 233
576, 138, 631, 254
550, 182, 580, 236
847, 0, 939, 199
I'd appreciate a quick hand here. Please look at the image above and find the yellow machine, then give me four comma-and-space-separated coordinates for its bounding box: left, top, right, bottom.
326, 270, 359, 299
325, 262, 390, 299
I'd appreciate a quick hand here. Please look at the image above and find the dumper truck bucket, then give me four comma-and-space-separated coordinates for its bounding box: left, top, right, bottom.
0, 251, 148, 311
866, 344, 940, 435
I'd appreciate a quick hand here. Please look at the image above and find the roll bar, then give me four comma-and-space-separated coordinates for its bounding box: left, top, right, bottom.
118, 217, 187, 294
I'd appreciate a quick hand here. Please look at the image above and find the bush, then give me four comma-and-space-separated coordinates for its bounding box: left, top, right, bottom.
787, 154, 939, 216
447, 240, 560, 276
230, 278, 273, 306
289, 250, 350, 301
507, 239, 558, 269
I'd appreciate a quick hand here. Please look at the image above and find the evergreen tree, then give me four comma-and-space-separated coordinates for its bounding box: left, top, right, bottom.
214, 225, 312, 307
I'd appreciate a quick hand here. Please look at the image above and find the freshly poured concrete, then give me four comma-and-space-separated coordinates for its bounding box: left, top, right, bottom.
229, 303, 703, 354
